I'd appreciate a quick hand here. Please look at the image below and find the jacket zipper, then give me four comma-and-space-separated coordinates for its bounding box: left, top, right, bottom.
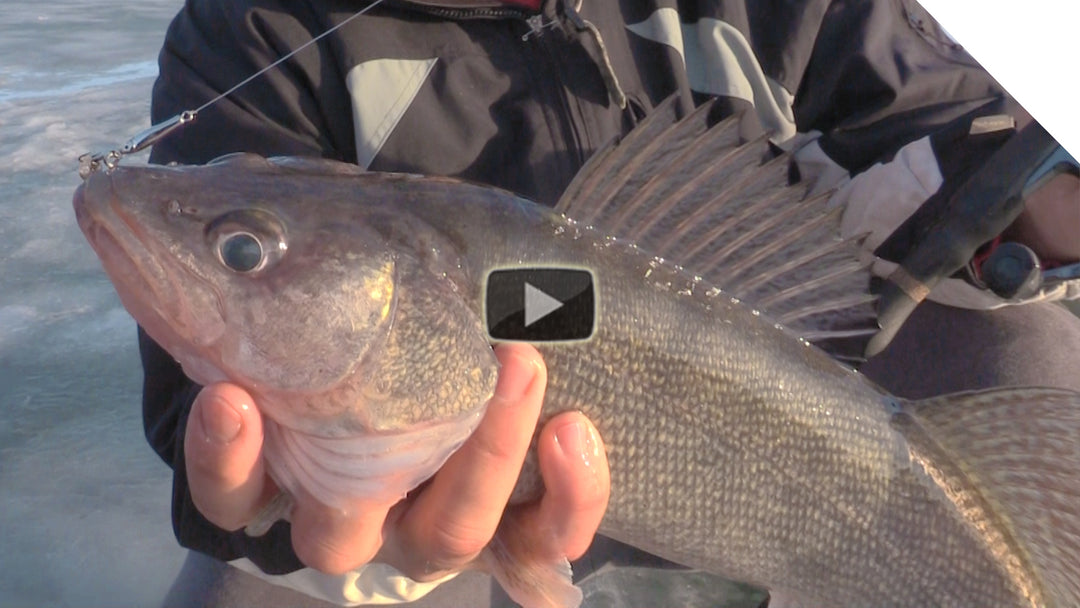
385, 0, 535, 22
531, 24, 590, 171
383, 0, 607, 180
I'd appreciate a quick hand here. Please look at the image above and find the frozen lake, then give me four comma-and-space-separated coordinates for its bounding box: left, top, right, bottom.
0, 1, 190, 606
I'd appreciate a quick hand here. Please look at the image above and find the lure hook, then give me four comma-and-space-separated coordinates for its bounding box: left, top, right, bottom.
78, 111, 197, 179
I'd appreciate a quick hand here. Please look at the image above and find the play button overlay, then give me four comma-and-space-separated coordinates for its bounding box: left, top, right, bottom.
485, 267, 595, 342
524, 283, 564, 327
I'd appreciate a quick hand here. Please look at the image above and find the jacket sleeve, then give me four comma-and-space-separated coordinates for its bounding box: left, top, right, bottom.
783, 0, 1076, 307
685, 0, 1053, 307
788, 0, 1011, 172
677, 0, 1010, 167
148, 0, 355, 165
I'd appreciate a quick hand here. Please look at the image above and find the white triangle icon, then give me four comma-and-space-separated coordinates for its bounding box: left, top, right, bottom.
524, 282, 564, 327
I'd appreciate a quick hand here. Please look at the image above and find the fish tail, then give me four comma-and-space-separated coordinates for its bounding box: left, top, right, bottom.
477, 518, 583, 608
903, 387, 1080, 606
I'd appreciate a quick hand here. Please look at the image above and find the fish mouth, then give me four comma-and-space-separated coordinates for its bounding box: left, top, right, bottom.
74, 176, 216, 351
76, 180, 167, 308
89, 220, 164, 305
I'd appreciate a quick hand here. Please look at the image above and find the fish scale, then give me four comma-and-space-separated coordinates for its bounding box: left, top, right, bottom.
458, 205, 1040, 604
74, 104, 1080, 606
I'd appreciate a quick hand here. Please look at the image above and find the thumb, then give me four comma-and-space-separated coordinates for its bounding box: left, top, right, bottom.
499, 411, 609, 564
185, 382, 274, 531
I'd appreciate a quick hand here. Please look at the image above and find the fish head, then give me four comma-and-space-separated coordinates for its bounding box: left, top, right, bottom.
74, 155, 498, 439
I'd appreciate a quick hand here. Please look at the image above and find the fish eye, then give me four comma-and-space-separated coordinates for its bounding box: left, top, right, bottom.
207, 209, 287, 275
218, 232, 264, 273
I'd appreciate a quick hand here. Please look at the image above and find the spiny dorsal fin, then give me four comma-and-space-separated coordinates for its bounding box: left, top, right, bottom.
557, 95, 686, 222
905, 388, 1080, 607
555, 98, 877, 348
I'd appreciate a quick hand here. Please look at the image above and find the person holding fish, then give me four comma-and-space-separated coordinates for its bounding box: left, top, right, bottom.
133, 0, 1080, 605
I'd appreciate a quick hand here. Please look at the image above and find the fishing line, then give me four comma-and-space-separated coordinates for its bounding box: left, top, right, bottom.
79, 0, 388, 177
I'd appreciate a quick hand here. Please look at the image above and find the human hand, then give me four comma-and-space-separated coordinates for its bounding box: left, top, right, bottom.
183, 342, 610, 579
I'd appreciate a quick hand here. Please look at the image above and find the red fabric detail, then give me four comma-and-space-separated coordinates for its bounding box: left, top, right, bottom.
972, 237, 1066, 279
970, 236, 1003, 281
502, 0, 541, 10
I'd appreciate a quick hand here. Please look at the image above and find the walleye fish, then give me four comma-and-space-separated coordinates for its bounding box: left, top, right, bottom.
74, 99, 1080, 607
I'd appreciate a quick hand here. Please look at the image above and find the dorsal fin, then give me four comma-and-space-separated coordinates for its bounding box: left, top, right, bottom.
267, 155, 369, 175
556, 98, 877, 350
557, 95, 688, 223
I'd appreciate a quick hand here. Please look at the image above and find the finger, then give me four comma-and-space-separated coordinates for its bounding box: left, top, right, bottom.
290, 493, 394, 575
386, 343, 546, 578
185, 382, 274, 531
527, 411, 609, 560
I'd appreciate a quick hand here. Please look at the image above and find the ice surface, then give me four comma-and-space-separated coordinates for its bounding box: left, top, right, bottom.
0, 1, 188, 606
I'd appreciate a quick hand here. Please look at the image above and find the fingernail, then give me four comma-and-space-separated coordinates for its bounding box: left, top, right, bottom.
200, 395, 242, 445
555, 420, 596, 466
492, 353, 536, 404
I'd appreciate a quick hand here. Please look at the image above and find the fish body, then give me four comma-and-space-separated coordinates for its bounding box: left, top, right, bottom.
74, 108, 1080, 606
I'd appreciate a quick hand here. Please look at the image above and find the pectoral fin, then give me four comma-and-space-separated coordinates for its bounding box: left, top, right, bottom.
477, 523, 583, 608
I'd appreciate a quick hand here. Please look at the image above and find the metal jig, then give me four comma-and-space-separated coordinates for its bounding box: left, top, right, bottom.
79, 111, 195, 179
